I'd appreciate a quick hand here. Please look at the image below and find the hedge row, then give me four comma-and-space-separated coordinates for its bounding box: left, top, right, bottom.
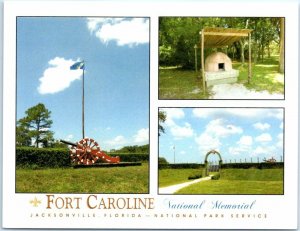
16, 147, 70, 168
221, 162, 284, 169
159, 162, 284, 170
16, 147, 149, 168
108, 153, 149, 162
158, 163, 204, 170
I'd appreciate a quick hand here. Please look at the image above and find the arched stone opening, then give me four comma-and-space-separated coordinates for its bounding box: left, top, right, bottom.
204, 149, 223, 176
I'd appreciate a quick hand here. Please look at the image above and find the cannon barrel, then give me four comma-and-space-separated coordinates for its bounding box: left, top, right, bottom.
60, 139, 77, 147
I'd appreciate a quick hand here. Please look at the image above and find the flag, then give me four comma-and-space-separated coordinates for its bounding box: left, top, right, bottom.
70, 61, 84, 70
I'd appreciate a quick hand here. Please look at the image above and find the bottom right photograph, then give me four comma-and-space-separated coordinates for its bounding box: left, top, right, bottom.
158, 107, 284, 195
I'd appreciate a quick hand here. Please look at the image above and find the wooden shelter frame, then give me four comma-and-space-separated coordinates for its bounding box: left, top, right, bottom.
198, 27, 253, 93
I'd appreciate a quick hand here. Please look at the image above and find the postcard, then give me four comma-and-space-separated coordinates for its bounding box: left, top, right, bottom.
2, 1, 298, 229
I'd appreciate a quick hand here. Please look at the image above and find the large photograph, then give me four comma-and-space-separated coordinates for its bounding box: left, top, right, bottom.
159, 17, 285, 99
159, 108, 284, 195
16, 17, 150, 193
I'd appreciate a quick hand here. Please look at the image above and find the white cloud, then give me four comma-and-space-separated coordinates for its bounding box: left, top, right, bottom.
162, 108, 185, 126
105, 135, 127, 149
253, 122, 271, 131
277, 133, 283, 148
170, 122, 194, 139
65, 134, 74, 141
133, 128, 149, 143
192, 108, 283, 120
252, 146, 276, 157
37, 57, 82, 94
160, 108, 193, 139
180, 151, 186, 155
228, 135, 253, 155
238, 135, 253, 146
195, 133, 221, 154
195, 119, 242, 154
192, 108, 218, 118
87, 18, 149, 47
255, 133, 272, 143
206, 119, 243, 137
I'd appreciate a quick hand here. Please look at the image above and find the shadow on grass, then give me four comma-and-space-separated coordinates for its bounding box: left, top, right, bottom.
234, 62, 284, 94
159, 56, 284, 99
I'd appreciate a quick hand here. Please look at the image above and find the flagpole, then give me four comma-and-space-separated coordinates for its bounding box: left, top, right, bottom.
82, 62, 85, 139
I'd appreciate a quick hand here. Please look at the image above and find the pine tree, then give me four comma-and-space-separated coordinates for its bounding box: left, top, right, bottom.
17, 103, 54, 147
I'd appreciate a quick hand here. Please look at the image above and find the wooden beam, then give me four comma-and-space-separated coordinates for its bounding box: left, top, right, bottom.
194, 44, 198, 72
201, 29, 205, 94
203, 31, 249, 37
248, 32, 252, 84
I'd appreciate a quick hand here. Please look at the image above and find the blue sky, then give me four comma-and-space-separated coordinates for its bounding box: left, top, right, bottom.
17, 17, 149, 150
159, 108, 284, 164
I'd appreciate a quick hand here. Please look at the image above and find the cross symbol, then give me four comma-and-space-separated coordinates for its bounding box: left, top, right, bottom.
30, 197, 41, 207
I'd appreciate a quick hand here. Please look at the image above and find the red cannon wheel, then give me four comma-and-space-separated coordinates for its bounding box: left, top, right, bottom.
70, 138, 101, 165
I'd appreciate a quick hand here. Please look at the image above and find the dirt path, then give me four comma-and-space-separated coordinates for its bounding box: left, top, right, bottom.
210, 83, 284, 99
159, 176, 212, 194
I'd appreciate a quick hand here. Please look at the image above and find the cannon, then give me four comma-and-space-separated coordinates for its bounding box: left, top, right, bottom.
263, 157, 276, 163
60, 138, 120, 165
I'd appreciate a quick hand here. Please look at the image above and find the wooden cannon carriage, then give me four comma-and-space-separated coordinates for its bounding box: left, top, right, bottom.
60, 138, 120, 165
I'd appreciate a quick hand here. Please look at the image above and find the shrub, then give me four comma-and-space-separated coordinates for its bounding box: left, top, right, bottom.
188, 174, 202, 180
211, 173, 220, 180
169, 163, 204, 169
16, 147, 70, 168
158, 163, 205, 170
158, 157, 169, 165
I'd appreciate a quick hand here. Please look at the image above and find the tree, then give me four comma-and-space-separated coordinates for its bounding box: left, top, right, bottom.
17, 103, 54, 148
16, 124, 31, 146
158, 111, 166, 136
158, 157, 169, 165
159, 17, 282, 69
50, 140, 69, 148
278, 18, 284, 73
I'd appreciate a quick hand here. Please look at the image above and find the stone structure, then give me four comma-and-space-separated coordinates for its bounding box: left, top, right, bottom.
204, 52, 239, 87
205, 52, 232, 72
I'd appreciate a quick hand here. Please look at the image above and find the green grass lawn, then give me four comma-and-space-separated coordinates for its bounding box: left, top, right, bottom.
159, 168, 283, 195
159, 168, 205, 187
159, 56, 284, 99
16, 164, 149, 193
176, 180, 283, 194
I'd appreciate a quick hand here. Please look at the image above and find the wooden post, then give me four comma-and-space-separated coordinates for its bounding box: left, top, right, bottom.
248, 32, 252, 84
194, 44, 198, 72
201, 30, 205, 93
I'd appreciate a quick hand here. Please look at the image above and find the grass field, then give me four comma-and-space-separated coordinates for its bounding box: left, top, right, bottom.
159, 56, 284, 99
159, 168, 205, 187
16, 164, 149, 193
159, 168, 283, 195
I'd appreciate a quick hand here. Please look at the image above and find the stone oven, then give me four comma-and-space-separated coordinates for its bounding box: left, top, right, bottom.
204, 52, 239, 87
205, 52, 232, 72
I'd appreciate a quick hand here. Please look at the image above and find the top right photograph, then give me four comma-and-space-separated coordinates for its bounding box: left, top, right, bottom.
159, 17, 284, 100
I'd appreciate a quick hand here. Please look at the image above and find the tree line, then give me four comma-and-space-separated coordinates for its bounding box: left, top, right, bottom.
109, 144, 149, 154
159, 17, 284, 72
17, 103, 149, 153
